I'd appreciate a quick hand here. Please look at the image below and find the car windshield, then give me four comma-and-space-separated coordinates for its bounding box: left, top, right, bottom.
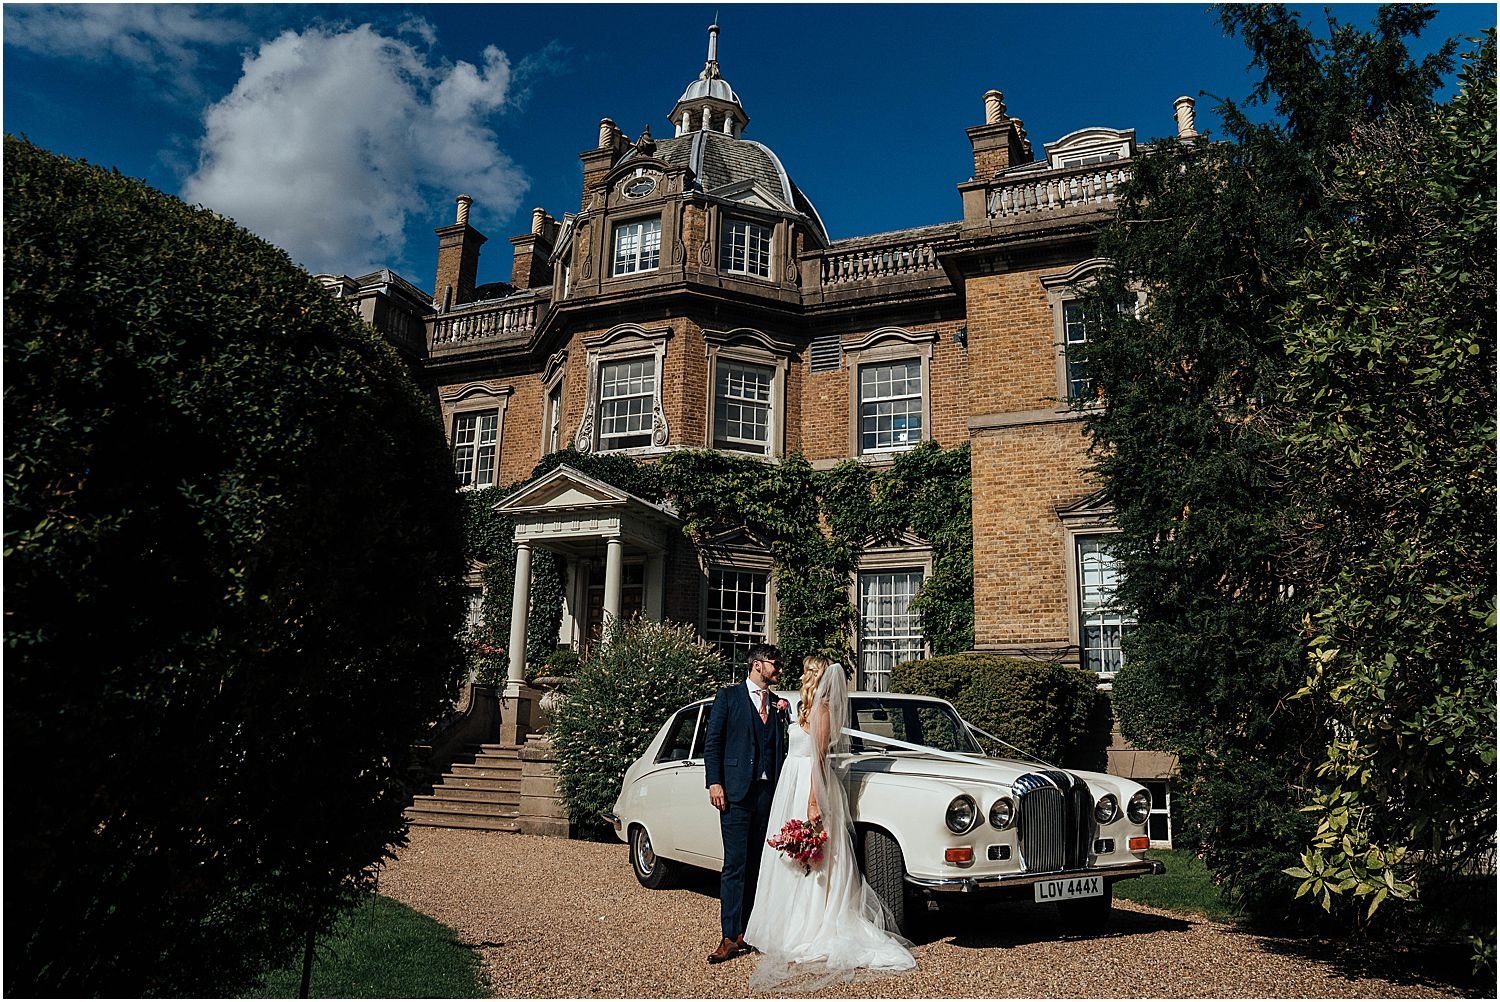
846, 697, 984, 756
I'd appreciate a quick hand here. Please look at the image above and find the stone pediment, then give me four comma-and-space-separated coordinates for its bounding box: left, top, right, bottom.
711, 178, 790, 213
494, 465, 679, 523
495, 466, 629, 513
860, 528, 929, 551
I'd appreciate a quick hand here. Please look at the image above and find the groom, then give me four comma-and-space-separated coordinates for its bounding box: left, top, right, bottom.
703, 643, 787, 964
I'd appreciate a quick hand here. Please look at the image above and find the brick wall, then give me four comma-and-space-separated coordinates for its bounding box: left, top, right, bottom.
965, 268, 1059, 416
969, 420, 1092, 648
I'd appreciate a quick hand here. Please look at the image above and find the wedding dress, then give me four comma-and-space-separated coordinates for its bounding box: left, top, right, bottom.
742, 663, 915, 992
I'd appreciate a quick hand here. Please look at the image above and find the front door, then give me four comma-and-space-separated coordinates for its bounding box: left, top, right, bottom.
583, 558, 645, 646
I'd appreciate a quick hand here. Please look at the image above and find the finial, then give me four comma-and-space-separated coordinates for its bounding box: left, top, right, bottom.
703, 19, 721, 79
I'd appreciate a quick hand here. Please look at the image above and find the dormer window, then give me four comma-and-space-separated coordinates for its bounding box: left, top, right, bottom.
612, 217, 661, 276
720, 218, 772, 277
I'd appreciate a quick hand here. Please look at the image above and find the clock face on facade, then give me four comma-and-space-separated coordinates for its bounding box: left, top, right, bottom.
622, 176, 657, 198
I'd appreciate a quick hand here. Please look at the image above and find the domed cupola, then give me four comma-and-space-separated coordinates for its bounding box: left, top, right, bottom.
669, 21, 748, 138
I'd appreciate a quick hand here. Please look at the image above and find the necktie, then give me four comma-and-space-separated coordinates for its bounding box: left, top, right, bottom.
758, 688, 769, 724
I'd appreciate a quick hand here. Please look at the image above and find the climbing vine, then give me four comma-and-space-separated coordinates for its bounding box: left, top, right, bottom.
463, 441, 973, 689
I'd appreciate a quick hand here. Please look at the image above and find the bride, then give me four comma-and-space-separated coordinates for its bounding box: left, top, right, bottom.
742, 656, 916, 991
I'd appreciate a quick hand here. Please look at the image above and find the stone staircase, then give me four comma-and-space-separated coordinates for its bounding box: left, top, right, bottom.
406, 743, 522, 832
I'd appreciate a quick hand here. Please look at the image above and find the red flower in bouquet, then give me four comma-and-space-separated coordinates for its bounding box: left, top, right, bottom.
766, 818, 828, 875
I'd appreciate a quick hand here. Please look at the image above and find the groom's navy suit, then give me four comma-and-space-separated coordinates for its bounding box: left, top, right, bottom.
704, 681, 788, 941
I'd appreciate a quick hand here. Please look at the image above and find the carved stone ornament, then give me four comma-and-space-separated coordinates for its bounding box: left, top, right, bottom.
573, 407, 595, 453
651, 399, 671, 447
582, 253, 593, 279
699, 240, 712, 266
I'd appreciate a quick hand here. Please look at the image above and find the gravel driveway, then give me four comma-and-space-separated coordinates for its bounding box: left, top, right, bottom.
378, 827, 1464, 999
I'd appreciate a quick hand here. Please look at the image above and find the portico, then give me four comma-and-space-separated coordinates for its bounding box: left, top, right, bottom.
491, 465, 682, 739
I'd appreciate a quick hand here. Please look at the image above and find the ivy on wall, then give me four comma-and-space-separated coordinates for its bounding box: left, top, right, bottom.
463, 441, 973, 689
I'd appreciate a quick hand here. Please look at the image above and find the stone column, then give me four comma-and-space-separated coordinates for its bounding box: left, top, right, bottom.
558, 555, 579, 648
602, 536, 624, 627
502, 539, 539, 745
507, 540, 533, 689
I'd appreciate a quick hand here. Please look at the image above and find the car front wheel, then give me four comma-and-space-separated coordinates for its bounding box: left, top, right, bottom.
861, 829, 911, 935
630, 824, 677, 889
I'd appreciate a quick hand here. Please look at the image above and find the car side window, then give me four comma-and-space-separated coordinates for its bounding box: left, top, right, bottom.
688, 703, 713, 759
655, 707, 701, 764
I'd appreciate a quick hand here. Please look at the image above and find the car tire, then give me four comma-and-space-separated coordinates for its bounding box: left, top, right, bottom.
1056, 884, 1113, 934
861, 829, 910, 935
629, 824, 677, 889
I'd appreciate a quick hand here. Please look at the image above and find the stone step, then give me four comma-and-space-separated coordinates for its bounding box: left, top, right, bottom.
426, 785, 520, 804
433, 774, 520, 793
470, 754, 523, 769
448, 763, 521, 781
410, 796, 519, 817
406, 810, 522, 833
475, 743, 523, 756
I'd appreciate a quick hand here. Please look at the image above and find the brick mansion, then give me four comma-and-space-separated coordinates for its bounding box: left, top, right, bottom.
320, 24, 1186, 828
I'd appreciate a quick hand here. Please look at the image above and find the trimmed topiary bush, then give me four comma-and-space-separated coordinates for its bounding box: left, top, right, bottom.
550, 619, 735, 831
4, 137, 467, 997
891, 654, 1111, 771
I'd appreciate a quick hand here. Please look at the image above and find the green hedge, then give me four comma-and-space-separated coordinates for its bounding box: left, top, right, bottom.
4, 137, 467, 996
890, 654, 1111, 771
550, 619, 734, 830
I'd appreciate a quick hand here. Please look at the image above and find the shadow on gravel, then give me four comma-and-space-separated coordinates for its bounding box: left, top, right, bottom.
927, 898, 1193, 949
1244, 931, 1496, 999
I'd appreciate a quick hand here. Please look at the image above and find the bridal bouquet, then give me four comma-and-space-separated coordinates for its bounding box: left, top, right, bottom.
767, 818, 828, 875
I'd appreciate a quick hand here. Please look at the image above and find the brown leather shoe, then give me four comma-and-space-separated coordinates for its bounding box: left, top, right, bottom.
707, 936, 738, 964
735, 935, 756, 955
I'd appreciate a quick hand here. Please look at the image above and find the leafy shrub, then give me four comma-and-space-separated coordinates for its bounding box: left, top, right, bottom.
550, 619, 734, 829
891, 654, 1110, 771
4, 137, 467, 996
540, 647, 581, 679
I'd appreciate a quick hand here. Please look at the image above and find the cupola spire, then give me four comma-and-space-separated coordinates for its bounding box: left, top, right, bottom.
669, 20, 748, 138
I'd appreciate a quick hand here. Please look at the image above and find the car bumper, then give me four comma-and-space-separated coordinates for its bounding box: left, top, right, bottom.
905, 858, 1165, 893
603, 812, 623, 834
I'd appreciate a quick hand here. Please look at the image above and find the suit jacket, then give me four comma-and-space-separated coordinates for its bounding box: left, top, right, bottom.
704, 682, 788, 803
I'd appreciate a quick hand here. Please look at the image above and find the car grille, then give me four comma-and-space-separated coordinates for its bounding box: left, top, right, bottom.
1014, 770, 1095, 873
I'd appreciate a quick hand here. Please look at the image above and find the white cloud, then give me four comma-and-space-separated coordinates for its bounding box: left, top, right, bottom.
180, 24, 528, 276
2, 4, 252, 98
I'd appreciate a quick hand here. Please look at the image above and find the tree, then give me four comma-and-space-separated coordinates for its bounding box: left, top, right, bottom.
1278, 33, 1496, 965
1080, 3, 1464, 924
4, 137, 468, 995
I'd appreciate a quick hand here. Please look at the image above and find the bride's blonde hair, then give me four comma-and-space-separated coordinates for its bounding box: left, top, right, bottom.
798, 656, 831, 727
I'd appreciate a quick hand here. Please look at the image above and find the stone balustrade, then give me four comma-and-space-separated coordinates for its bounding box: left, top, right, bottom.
987, 163, 1132, 219
430, 298, 537, 351
818, 238, 942, 287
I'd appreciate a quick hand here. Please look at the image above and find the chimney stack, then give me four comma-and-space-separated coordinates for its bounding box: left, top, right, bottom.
511, 207, 560, 290
433, 193, 487, 309
966, 87, 1031, 182
581, 118, 626, 211
1173, 96, 1198, 139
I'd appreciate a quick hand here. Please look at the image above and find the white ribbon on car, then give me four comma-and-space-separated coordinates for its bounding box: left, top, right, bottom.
839, 726, 998, 768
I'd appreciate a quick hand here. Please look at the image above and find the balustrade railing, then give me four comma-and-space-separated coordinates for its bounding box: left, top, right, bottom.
819, 239, 941, 287
987, 164, 1131, 219
430, 299, 537, 349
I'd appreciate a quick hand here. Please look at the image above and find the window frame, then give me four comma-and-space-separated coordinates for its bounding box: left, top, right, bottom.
699, 530, 778, 671
719, 216, 774, 278
609, 214, 662, 277
1042, 259, 1145, 407
853, 538, 933, 693
843, 328, 936, 460
439, 382, 512, 491
575, 325, 671, 456
702, 328, 793, 460
540, 348, 567, 456
1058, 497, 1135, 680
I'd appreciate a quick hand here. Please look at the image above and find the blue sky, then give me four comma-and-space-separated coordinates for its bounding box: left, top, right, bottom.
5, 3, 1492, 290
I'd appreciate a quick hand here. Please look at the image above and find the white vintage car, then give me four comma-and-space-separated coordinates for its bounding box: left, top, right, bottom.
607, 690, 1163, 934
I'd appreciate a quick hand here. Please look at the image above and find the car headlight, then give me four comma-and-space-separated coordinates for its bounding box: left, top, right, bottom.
1127, 789, 1151, 825
988, 796, 1015, 830
945, 795, 979, 834
1094, 794, 1120, 825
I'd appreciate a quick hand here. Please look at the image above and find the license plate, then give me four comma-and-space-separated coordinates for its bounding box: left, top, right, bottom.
1033, 876, 1103, 903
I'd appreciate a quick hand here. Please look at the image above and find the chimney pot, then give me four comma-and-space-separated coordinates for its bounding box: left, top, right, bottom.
598, 118, 616, 149
455, 194, 473, 226
983, 89, 1006, 124
1174, 96, 1198, 139
531, 207, 547, 235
